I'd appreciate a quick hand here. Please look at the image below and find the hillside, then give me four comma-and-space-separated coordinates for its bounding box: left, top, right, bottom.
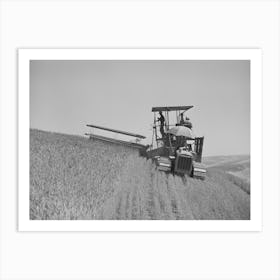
203, 155, 250, 194
30, 129, 250, 220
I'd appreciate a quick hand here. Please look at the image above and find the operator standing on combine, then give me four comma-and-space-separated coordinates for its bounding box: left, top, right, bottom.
157, 111, 165, 138
180, 114, 193, 129
184, 116, 192, 129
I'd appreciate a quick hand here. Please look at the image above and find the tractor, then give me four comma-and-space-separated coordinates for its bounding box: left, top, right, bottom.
146, 106, 206, 179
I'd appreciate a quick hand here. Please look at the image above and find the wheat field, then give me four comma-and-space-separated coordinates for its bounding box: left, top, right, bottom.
30, 129, 250, 220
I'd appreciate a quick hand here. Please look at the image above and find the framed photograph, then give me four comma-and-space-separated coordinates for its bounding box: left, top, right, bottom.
18, 48, 262, 231
1, 0, 279, 279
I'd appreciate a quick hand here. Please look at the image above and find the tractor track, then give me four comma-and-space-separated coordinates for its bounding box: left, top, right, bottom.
100, 167, 195, 220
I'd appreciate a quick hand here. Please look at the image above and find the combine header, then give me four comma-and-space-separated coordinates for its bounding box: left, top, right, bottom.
85, 124, 147, 151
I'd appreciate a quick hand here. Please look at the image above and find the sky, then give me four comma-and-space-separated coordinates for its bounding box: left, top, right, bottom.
30, 60, 250, 156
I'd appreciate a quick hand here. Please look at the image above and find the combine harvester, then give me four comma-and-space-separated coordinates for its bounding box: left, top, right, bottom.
86, 105, 206, 179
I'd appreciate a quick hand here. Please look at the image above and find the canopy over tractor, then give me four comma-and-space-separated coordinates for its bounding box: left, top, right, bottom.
167, 126, 195, 139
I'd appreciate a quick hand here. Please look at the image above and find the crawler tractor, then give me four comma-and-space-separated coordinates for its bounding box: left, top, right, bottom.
146, 106, 206, 179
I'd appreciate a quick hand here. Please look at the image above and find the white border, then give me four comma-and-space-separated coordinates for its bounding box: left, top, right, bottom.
18, 49, 262, 232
